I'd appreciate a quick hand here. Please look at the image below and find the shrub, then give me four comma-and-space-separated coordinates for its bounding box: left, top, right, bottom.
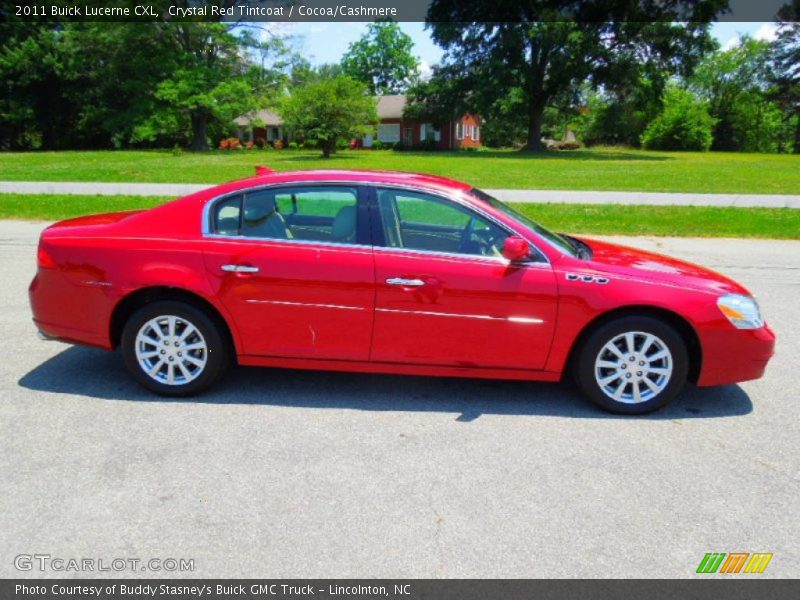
288, 141, 299, 150
245, 140, 255, 149
218, 137, 242, 150
254, 137, 266, 149
371, 140, 384, 150
302, 139, 318, 150
641, 87, 715, 151
273, 139, 284, 149
414, 138, 439, 151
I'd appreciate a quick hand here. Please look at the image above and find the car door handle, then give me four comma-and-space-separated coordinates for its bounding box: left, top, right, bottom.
386, 277, 425, 287
221, 264, 259, 274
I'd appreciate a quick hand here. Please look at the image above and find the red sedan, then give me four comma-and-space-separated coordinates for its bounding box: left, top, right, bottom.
29, 168, 775, 413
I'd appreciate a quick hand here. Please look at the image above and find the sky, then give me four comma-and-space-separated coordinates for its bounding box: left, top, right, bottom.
283, 21, 779, 71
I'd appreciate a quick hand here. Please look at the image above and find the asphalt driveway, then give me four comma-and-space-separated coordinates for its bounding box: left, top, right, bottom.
0, 221, 798, 578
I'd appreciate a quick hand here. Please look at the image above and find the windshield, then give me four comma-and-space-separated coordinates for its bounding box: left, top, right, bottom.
469, 188, 579, 257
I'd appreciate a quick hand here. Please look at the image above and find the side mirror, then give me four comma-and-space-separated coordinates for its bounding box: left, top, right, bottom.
501, 235, 531, 262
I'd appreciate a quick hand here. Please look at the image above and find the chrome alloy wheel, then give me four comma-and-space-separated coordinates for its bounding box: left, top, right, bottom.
593, 331, 673, 404
134, 315, 208, 386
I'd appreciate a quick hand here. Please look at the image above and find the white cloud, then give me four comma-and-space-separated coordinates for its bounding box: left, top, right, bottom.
721, 23, 778, 50
721, 36, 740, 51
753, 23, 778, 42
417, 60, 433, 80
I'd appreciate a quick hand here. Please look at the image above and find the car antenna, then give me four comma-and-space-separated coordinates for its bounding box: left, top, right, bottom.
255, 165, 275, 176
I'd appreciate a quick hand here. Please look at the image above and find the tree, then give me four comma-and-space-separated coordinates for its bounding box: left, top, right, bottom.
135, 22, 256, 150
423, 1, 724, 150
770, 0, 800, 153
341, 21, 419, 95
691, 37, 776, 150
0, 19, 285, 150
641, 86, 716, 151
278, 76, 377, 158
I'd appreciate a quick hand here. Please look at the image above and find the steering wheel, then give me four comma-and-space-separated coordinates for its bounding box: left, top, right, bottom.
457, 216, 477, 253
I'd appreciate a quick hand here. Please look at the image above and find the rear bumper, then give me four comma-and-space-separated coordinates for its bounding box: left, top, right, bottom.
697, 323, 776, 387
29, 271, 114, 350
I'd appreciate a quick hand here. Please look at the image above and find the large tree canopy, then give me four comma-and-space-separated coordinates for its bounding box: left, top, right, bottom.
422, 0, 726, 150
0, 6, 291, 150
341, 21, 419, 95
691, 38, 779, 151
771, 0, 800, 153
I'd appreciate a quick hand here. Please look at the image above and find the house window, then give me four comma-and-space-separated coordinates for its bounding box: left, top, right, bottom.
377, 123, 400, 143
455, 123, 463, 140
421, 123, 440, 142
471, 126, 480, 142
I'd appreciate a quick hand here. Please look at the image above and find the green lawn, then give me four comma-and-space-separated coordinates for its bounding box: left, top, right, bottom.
1, 147, 798, 194
0, 195, 169, 220
3, 194, 797, 239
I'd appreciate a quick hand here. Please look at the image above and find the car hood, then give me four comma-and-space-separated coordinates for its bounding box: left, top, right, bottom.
577, 237, 750, 295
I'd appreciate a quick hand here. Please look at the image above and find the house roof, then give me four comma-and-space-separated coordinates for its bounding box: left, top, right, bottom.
375, 95, 407, 119
233, 109, 283, 127
234, 95, 412, 127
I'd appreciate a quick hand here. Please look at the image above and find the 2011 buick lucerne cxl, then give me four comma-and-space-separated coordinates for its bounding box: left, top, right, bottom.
29, 168, 775, 414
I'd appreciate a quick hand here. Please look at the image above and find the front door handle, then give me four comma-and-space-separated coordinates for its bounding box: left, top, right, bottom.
221, 264, 259, 274
386, 277, 425, 287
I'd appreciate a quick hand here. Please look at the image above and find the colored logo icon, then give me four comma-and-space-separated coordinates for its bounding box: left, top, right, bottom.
696, 552, 773, 574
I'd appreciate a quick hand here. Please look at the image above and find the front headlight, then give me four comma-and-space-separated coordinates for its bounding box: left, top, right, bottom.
717, 293, 764, 329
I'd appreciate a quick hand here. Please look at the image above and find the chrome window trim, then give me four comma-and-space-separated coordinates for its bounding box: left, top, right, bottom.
200, 179, 551, 267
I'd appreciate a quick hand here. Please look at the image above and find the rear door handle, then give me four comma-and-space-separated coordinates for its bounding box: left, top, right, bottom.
386, 277, 425, 287
221, 264, 259, 274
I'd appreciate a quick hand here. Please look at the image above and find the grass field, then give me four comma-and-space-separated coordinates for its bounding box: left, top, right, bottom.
3, 194, 798, 239
0, 195, 169, 221
1, 147, 799, 194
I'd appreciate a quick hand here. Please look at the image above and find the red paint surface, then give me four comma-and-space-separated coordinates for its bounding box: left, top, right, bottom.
29, 169, 775, 387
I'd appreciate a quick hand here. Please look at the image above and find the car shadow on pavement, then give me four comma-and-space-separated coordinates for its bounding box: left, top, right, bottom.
19, 346, 753, 421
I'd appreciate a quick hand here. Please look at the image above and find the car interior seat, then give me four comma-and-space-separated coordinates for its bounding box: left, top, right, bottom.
331, 205, 357, 243
243, 194, 292, 239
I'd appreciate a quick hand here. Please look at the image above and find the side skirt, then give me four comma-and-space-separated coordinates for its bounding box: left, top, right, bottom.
237, 354, 562, 382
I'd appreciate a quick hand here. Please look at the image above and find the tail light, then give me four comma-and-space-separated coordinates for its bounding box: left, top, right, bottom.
37, 245, 56, 269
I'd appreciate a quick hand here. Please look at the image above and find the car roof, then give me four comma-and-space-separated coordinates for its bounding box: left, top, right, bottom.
202, 168, 474, 199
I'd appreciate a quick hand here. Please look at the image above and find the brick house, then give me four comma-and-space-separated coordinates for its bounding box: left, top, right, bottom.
234, 95, 482, 149
233, 109, 286, 145
365, 95, 481, 149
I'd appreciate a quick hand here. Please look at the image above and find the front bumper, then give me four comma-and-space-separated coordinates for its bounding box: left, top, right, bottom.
696, 323, 776, 387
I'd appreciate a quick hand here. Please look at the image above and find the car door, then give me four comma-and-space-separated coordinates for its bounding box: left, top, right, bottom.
202, 184, 375, 361
370, 187, 558, 370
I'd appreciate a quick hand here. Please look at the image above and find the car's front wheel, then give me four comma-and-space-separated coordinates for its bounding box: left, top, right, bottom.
121, 301, 229, 396
574, 316, 689, 414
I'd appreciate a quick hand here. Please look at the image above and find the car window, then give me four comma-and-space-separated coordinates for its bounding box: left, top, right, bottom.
376, 188, 510, 257
211, 186, 359, 244
212, 195, 242, 236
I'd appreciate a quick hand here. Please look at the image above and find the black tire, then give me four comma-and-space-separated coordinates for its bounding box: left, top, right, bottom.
121, 301, 229, 396
573, 315, 688, 414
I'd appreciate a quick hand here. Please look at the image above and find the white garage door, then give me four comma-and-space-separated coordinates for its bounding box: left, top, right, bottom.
377, 124, 401, 143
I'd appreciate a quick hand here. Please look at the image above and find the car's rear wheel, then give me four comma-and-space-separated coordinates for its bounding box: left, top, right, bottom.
574, 316, 688, 414
121, 301, 229, 396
